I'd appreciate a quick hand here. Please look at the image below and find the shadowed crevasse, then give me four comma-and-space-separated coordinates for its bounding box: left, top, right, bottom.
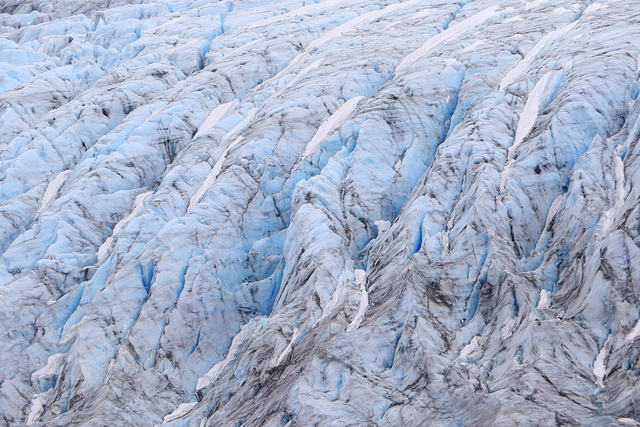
0, 0, 639, 426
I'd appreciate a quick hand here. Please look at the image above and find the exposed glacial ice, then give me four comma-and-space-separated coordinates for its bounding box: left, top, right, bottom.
0, 0, 639, 425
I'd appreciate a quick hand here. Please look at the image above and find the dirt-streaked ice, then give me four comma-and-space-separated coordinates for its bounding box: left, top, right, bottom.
1, 0, 639, 426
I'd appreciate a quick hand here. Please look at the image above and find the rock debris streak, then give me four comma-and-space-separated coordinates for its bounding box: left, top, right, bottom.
0, 0, 639, 425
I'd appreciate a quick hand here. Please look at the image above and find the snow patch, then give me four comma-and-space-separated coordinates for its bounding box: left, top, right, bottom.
26, 392, 49, 425
272, 0, 422, 81
189, 107, 259, 212
225, 107, 258, 141
603, 156, 626, 235
188, 136, 244, 213
346, 269, 368, 332
626, 318, 640, 342
290, 58, 324, 86
501, 317, 517, 338
441, 207, 456, 257
303, 96, 364, 157
306, 0, 421, 53
457, 336, 480, 361
545, 195, 565, 230
614, 156, 626, 203
583, 3, 607, 14
158, 402, 197, 425
525, 0, 552, 9
501, 70, 563, 192
196, 324, 254, 391
500, 20, 577, 90
537, 289, 551, 310
319, 271, 346, 322
239, 0, 347, 29
38, 170, 71, 214
97, 191, 152, 263
31, 353, 64, 382
188, 108, 259, 210
593, 334, 612, 388
504, 16, 524, 23
513, 71, 555, 148
396, 5, 506, 73
385, 8, 438, 29
276, 328, 300, 365
462, 39, 487, 52
193, 100, 239, 139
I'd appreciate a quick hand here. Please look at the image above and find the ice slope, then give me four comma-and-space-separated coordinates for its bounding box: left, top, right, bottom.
0, 0, 639, 425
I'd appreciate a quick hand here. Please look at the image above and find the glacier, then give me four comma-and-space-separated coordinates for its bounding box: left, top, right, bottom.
0, 0, 639, 425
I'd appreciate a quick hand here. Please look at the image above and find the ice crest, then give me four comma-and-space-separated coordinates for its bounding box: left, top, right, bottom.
0, 0, 639, 425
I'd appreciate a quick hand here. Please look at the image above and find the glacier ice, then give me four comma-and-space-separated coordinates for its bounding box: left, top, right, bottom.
0, 0, 639, 425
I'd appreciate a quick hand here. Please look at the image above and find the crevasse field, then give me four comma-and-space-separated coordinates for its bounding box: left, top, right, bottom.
0, 0, 639, 425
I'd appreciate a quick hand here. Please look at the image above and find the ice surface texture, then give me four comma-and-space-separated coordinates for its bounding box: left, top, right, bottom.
0, 0, 639, 425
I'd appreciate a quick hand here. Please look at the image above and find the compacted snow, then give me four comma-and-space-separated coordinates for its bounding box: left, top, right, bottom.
0, 0, 639, 425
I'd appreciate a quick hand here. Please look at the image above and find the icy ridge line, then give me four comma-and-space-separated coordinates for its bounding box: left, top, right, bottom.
0, 0, 639, 426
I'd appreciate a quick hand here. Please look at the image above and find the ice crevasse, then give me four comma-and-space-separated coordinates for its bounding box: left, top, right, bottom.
0, 0, 640, 425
